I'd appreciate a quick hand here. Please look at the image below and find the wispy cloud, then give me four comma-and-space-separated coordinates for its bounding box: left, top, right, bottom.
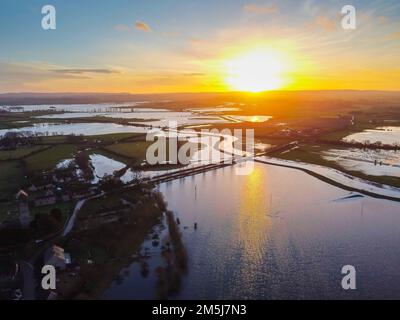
0, 62, 126, 91
51, 68, 121, 75
135, 21, 151, 32
243, 4, 278, 15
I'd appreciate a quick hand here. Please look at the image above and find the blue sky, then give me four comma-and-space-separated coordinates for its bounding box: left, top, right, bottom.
0, 0, 245, 64
0, 0, 399, 93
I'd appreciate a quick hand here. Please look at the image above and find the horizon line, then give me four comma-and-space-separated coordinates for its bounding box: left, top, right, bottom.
2, 89, 400, 96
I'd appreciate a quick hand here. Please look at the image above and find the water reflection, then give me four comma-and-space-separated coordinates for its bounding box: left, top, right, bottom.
322, 148, 400, 177
238, 166, 271, 267
0, 122, 156, 137
104, 162, 400, 299
343, 126, 400, 145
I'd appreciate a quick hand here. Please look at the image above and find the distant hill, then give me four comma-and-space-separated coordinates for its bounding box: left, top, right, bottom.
0, 93, 144, 105
1, 90, 400, 106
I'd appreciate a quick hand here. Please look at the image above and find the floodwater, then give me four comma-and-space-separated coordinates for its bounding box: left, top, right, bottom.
0, 122, 158, 137
90, 154, 126, 183
0, 102, 151, 113
36, 111, 230, 128
343, 127, 400, 145
322, 148, 400, 177
90, 154, 142, 184
56, 154, 141, 184
225, 115, 272, 123
36, 111, 192, 119
103, 162, 400, 299
186, 106, 241, 113
130, 116, 228, 128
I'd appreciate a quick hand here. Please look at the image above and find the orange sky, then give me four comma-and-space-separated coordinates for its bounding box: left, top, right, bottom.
1, 1, 400, 93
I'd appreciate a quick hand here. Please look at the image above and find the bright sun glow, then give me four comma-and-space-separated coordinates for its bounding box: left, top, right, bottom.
251, 116, 259, 122
225, 49, 287, 92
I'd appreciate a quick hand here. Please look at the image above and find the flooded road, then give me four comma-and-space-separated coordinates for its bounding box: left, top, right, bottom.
104, 162, 400, 299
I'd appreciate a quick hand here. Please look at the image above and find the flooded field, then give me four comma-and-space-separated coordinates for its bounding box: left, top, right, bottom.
0, 122, 157, 136
103, 162, 400, 299
0, 102, 152, 113
322, 148, 400, 177
36, 111, 192, 119
34, 110, 231, 128
186, 106, 241, 113
90, 154, 126, 182
343, 127, 400, 145
56, 154, 141, 184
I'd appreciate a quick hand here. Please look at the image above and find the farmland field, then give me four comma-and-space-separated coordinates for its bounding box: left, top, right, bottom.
24, 144, 78, 172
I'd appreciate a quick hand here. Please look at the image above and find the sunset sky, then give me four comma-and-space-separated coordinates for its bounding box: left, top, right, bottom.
0, 0, 400, 93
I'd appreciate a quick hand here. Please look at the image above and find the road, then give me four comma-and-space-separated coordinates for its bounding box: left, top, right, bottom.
62, 193, 104, 236
62, 198, 86, 237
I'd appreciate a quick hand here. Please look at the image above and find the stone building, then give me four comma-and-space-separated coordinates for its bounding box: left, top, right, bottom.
16, 190, 31, 229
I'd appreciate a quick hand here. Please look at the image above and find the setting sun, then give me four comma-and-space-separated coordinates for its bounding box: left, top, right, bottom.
224, 49, 288, 92
251, 116, 259, 122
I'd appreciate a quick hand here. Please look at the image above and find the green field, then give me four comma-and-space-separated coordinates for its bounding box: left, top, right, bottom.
101, 139, 190, 169
86, 132, 145, 144
39, 132, 144, 145
0, 161, 26, 196
103, 141, 152, 161
0, 115, 31, 129
24, 144, 78, 172
0, 145, 50, 160
39, 136, 69, 144
0, 161, 27, 218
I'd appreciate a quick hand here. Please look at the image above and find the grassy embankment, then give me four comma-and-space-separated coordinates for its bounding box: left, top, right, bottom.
156, 210, 188, 299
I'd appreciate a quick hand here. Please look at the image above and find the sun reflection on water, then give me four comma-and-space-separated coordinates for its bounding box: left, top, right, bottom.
237, 167, 271, 275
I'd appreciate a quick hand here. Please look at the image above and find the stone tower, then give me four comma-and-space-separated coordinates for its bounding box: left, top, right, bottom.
16, 190, 31, 229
